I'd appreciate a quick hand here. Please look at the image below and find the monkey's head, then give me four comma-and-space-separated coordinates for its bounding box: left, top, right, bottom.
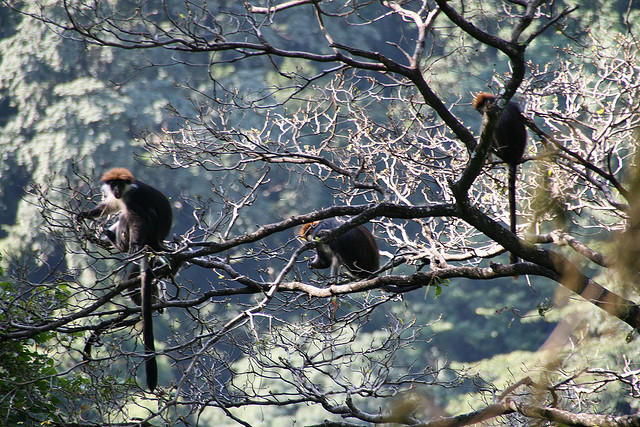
472, 92, 497, 115
298, 221, 320, 241
101, 167, 135, 199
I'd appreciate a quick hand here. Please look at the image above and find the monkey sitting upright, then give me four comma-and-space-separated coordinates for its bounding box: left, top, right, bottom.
299, 218, 380, 280
473, 92, 527, 264
78, 167, 172, 391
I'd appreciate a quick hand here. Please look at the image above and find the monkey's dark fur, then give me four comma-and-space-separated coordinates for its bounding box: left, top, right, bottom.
79, 167, 172, 391
473, 93, 527, 264
299, 218, 379, 279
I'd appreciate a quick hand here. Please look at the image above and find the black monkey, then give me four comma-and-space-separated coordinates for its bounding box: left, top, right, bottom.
299, 218, 379, 280
473, 92, 527, 264
78, 167, 172, 391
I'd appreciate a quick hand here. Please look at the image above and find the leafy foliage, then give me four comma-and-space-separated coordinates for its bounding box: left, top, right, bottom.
0, 263, 89, 424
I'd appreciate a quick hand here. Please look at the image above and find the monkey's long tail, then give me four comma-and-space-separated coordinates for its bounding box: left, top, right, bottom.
508, 163, 519, 265
140, 256, 158, 392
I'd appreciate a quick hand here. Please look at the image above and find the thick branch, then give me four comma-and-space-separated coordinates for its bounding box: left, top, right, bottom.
456, 200, 640, 329
280, 263, 555, 297
245, 0, 320, 14
419, 399, 640, 427
530, 231, 611, 268
509, 400, 640, 426
182, 202, 458, 257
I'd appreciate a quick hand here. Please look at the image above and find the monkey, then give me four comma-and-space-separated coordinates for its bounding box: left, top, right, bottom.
298, 218, 380, 280
78, 167, 172, 391
473, 92, 527, 264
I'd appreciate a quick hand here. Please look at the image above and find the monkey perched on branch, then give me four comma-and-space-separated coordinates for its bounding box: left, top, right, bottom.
473, 92, 527, 264
79, 167, 172, 391
299, 218, 379, 280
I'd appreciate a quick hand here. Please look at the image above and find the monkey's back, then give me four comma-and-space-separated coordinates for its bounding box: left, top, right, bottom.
121, 180, 173, 252
336, 226, 379, 276
493, 101, 527, 165
317, 219, 379, 277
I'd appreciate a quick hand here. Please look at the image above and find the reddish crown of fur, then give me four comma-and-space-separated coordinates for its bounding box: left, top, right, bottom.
472, 92, 496, 110
100, 167, 135, 183
299, 221, 320, 240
